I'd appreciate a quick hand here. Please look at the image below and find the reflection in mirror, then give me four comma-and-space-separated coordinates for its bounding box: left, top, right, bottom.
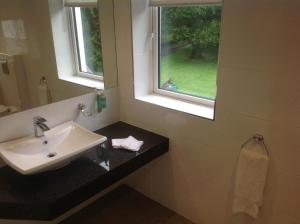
0, 0, 118, 118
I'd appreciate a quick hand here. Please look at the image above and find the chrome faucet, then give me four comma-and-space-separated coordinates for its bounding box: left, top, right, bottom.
33, 116, 50, 137
78, 103, 92, 116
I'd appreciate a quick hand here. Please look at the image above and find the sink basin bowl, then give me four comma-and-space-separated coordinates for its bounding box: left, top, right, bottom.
0, 121, 107, 175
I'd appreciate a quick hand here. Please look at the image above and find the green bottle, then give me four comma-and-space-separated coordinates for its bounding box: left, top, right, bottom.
96, 89, 107, 113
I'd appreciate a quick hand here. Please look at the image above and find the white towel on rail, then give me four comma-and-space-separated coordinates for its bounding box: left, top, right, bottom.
233, 144, 269, 218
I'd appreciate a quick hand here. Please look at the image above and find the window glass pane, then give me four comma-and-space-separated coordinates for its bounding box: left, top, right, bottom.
74, 7, 103, 76
159, 5, 222, 100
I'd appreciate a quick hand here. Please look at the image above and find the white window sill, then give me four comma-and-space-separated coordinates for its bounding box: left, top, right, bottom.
136, 94, 215, 120
60, 76, 104, 89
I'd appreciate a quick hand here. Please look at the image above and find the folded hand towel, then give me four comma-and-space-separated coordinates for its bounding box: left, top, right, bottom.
112, 138, 126, 149
233, 144, 269, 218
111, 136, 144, 152
121, 136, 144, 152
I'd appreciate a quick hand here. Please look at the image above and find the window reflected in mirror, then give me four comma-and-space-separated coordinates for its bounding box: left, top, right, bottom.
72, 7, 103, 79
0, 0, 118, 118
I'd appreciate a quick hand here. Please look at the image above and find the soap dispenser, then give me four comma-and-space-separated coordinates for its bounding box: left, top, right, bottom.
96, 89, 107, 113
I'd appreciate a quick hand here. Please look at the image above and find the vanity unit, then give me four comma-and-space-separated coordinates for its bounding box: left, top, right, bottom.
0, 122, 169, 221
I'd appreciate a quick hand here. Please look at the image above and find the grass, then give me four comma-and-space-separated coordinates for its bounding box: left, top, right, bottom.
160, 47, 218, 100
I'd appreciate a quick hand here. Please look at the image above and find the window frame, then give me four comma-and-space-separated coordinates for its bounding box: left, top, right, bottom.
152, 6, 218, 107
68, 6, 103, 81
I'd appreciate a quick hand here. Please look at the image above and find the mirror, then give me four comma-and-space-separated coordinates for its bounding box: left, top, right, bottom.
0, 0, 118, 118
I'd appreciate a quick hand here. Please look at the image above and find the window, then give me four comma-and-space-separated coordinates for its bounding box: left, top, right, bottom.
70, 6, 103, 80
49, 0, 119, 90
153, 3, 222, 106
132, 0, 223, 118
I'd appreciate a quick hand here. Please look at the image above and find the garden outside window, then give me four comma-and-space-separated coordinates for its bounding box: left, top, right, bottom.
66, 0, 103, 80
151, 0, 223, 106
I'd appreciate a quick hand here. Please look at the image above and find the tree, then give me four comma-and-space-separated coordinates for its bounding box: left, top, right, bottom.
81, 7, 103, 75
161, 6, 222, 59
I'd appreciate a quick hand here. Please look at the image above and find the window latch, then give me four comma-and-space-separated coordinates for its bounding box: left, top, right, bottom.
149, 32, 155, 50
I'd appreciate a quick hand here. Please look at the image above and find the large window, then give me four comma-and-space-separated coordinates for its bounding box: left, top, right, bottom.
154, 4, 222, 105
71, 6, 103, 79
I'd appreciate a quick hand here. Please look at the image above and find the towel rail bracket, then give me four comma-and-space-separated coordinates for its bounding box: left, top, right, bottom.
241, 134, 269, 156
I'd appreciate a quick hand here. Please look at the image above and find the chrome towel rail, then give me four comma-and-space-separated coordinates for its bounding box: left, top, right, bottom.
0, 53, 11, 75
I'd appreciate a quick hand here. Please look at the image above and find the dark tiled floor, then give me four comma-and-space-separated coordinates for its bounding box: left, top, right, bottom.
61, 185, 193, 224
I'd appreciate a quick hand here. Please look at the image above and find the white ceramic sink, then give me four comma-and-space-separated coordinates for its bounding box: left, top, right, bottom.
0, 121, 107, 175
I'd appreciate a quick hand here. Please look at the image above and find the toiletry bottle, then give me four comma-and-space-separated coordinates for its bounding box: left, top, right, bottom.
96, 89, 107, 113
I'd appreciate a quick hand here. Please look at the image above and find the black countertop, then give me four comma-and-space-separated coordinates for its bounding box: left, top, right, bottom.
0, 121, 169, 221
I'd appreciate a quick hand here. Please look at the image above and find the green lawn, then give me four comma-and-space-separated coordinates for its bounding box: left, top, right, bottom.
160, 48, 218, 100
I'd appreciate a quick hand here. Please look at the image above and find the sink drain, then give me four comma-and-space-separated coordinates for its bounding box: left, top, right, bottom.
47, 152, 57, 158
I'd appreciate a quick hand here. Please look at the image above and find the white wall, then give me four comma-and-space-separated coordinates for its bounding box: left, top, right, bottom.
22, 0, 93, 106
0, 0, 28, 55
115, 0, 300, 224
0, 0, 28, 110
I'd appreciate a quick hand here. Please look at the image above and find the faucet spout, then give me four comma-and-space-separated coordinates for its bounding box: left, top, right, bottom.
33, 116, 50, 137
38, 123, 50, 132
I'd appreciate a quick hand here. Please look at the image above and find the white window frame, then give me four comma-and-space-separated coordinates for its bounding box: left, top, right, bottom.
68, 6, 103, 81
152, 6, 217, 107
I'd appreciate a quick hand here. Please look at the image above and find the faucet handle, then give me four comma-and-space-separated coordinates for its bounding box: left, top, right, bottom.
78, 103, 92, 116
78, 104, 86, 112
33, 116, 47, 123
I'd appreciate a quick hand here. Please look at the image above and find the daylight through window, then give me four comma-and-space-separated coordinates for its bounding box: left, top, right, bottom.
72, 7, 103, 78
156, 5, 222, 103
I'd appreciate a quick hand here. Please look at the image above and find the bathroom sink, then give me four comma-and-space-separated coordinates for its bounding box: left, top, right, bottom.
0, 121, 107, 175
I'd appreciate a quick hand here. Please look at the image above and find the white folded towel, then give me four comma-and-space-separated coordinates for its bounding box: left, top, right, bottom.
111, 136, 144, 152
111, 138, 126, 149
233, 144, 269, 218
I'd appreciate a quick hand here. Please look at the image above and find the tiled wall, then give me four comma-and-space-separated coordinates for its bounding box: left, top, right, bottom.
115, 0, 300, 223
